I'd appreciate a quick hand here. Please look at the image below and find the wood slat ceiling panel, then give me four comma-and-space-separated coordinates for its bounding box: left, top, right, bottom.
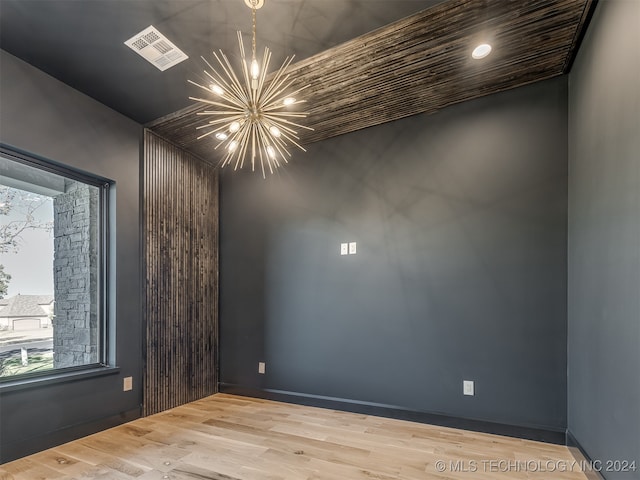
149, 0, 594, 162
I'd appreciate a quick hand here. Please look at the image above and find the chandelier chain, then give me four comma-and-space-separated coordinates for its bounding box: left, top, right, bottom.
251, 5, 257, 61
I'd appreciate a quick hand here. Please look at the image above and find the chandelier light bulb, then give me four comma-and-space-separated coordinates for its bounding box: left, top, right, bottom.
266, 146, 276, 159
250, 59, 260, 80
209, 84, 224, 96
229, 121, 241, 133
283, 97, 296, 106
215, 132, 228, 140
269, 126, 281, 138
228, 140, 238, 152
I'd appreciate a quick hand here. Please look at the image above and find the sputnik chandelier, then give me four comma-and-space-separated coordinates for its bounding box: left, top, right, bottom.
188, 0, 312, 177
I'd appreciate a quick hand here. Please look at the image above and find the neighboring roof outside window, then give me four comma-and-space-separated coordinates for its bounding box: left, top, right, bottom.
0, 294, 54, 318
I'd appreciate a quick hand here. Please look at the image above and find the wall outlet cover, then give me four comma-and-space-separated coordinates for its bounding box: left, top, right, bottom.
349, 242, 357, 254
463, 380, 474, 396
123, 376, 133, 392
340, 243, 348, 255
258, 362, 266, 374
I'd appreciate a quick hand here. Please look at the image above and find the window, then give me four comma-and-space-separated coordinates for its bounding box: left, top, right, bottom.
0, 146, 110, 380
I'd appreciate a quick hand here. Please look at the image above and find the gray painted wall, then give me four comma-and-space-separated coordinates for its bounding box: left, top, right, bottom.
0, 50, 142, 462
220, 76, 569, 431
568, 0, 640, 477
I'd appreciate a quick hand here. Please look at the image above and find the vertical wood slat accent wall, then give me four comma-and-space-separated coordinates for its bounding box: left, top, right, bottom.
143, 130, 219, 416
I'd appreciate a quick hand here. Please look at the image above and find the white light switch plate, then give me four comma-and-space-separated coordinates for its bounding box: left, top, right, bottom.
258, 362, 266, 374
463, 380, 474, 396
349, 242, 357, 254
340, 243, 348, 255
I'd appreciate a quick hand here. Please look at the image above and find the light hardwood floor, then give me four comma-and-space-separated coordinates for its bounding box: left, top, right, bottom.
1, 394, 587, 479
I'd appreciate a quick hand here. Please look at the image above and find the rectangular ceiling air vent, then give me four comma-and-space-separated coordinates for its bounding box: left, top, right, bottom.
124, 25, 188, 71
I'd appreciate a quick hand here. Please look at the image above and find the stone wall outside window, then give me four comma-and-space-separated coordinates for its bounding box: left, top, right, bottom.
52, 182, 99, 369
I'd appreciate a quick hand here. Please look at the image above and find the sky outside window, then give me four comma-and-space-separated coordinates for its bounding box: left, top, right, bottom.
0, 186, 54, 297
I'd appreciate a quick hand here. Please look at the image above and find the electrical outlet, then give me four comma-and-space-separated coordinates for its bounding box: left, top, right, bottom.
123, 376, 133, 392
258, 362, 266, 374
349, 242, 357, 254
463, 380, 474, 396
340, 243, 348, 255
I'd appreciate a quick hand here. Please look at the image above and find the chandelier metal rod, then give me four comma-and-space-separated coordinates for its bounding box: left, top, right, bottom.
259, 57, 296, 103
216, 47, 249, 100
201, 56, 246, 106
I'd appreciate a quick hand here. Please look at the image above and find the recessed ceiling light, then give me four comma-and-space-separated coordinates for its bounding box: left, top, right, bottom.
472, 43, 492, 59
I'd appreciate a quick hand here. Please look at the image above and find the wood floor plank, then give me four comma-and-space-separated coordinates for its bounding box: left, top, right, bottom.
1, 394, 588, 479
0, 458, 66, 479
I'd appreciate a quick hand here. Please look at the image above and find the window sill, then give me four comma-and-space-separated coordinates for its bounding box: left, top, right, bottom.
0, 366, 120, 393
